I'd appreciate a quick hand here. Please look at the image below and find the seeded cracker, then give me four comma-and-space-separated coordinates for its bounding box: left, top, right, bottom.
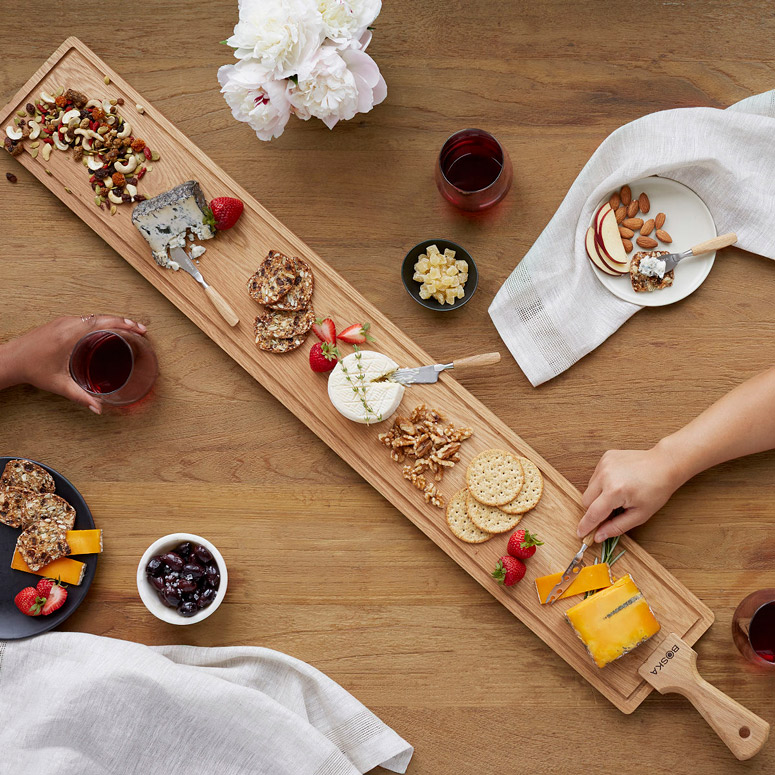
446, 488, 492, 543
255, 307, 314, 340
0, 487, 35, 529
1, 459, 55, 494
16, 517, 71, 572
247, 251, 299, 306
23, 492, 76, 530
255, 334, 306, 354
267, 257, 314, 312
499, 457, 544, 514
467, 491, 523, 534
466, 449, 524, 507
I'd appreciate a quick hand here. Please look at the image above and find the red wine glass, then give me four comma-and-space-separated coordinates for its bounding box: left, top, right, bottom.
435, 128, 513, 212
732, 589, 775, 668
69, 329, 158, 407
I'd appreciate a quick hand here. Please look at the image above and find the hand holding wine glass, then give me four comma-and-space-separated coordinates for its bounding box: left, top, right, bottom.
0, 315, 149, 414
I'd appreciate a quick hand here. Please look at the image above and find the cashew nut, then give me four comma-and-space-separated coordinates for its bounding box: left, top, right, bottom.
40, 91, 55, 104
81, 137, 94, 152
28, 122, 41, 140
85, 99, 102, 109
108, 190, 124, 204
5, 125, 23, 140
114, 156, 137, 174
60, 109, 80, 125
116, 121, 131, 139
87, 155, 104, 171
53, 135, 69, 151
74, 128, 101, 141
125, 184, 137, 197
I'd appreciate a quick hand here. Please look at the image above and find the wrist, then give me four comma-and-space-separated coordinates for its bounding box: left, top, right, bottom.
0, 339, 26, 389
652, 433, 700, 490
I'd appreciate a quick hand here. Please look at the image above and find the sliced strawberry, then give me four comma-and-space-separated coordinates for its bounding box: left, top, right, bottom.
338, 322, 375, 344
311, 317, 336, 344
14, 587, 47, 616
309, 342, 340, 373
40, 581, 67, 615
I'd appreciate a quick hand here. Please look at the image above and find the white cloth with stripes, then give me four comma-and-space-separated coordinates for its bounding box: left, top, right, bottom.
488, 90, 775, 386
0, 632, 412, 775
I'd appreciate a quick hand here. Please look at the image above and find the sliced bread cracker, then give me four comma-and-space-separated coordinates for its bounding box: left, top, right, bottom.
255, 307, 314, 340
0, 487, 35, 529
1, 459, 55, 494
446, 488, 492, 543
24, 492, 76, 530
16, 517, 71, 571
247, 250, 298, 306
267, 257, 314, 312
466, 449, 524, 506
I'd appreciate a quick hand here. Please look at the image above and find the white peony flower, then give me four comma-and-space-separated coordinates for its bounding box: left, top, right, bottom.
317, 0, 381, 47
218, 61, 292, 141
228, 0, 325, 79
288, 44, 386, 129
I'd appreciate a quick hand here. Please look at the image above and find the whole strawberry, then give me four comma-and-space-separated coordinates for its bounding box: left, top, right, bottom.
14, 586, 47, 616
492, 556, 526, 586
507, 529, 544, 560
208, 197, 244, 230
37, 578, 68, 615
309, 342, 340, 373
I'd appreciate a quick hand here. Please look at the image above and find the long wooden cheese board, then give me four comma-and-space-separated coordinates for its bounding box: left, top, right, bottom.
1, 38, 714, 714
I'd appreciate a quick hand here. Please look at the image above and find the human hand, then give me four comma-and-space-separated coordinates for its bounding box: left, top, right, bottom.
1, 315, 147, 414
577, 444, 685, 543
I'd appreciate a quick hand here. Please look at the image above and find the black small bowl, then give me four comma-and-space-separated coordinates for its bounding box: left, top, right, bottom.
401, 239, 478, 311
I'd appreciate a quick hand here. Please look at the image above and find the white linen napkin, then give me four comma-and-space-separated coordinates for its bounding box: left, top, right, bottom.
489, 90, 775, 386
0, 632, 413, 775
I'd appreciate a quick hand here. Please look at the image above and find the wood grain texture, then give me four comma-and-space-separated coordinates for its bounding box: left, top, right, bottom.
1, 1, 774, 772
0, 36, 716, 713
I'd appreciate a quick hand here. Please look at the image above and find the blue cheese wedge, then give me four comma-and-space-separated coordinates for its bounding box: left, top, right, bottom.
131, 180, 215, 270
328, 351, 404, 424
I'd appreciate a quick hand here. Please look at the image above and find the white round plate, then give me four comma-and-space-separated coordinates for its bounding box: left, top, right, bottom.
590, 176, 717, 307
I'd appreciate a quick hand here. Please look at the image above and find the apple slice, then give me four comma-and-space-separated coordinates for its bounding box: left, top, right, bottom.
584, 226, 619, 276
595, 206, 630, 271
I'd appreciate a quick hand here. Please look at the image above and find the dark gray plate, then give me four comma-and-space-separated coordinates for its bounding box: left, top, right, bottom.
0, 457, 97, 639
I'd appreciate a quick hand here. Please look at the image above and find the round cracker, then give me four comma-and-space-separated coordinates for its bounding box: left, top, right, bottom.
499, 457, 544, 514
466, 492, 523, 534
446, 488, 492, 543
466, 449, 524, 506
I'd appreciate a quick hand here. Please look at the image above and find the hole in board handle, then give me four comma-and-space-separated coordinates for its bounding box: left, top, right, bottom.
739, 726, 751, 739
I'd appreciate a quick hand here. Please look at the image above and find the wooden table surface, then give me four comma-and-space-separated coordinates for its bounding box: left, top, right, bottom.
2, 1, 774, 771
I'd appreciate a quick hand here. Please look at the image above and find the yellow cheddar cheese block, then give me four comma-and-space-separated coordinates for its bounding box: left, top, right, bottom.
535, 563, 613, 603
566, 574, 660, 668
66, 529, 103, 555
11, 548, 86, 586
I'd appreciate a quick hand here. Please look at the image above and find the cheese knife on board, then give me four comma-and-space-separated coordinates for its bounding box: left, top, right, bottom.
389, 352, 500, 385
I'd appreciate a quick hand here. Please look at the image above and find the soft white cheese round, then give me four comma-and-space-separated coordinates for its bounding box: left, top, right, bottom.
328, 350, 404, 424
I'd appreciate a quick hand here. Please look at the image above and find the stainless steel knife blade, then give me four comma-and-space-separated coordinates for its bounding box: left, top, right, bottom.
390, 363, 449, 385
543, 528, 597, 604
169, 246, 206, 287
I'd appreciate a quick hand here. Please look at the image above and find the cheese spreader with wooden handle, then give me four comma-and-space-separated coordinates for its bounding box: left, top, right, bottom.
169, 246, 239, 328
638, 632, 770, 760
388, 352, 500, 385
661, 232, 737, 272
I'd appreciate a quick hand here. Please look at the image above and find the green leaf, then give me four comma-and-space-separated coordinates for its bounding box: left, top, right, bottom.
219, 40, 230, 46
202, 206, 216, 230
288, 74, 299, 86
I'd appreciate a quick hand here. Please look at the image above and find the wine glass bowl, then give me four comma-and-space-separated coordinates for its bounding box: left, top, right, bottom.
732, 589, 775, 667
435, 128, 513, 212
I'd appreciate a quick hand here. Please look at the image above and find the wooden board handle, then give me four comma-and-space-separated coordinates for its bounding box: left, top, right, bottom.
691, 232, 737, 256
204, 284, 240, 327
452, 352, 501, 371
638, 633, 769, 760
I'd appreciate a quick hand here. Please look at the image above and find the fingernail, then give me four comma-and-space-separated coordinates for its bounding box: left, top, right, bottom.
597, 532, 606, 542
89, 405, 101, 415
124, 318, 135, 327
137, 322, 147, 333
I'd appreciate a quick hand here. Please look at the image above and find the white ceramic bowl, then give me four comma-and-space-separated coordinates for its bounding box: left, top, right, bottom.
136, 533, 228, 625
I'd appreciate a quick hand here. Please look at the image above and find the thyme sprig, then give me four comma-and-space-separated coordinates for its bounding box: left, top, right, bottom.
340, 345, 382, 425
584, 536, 627, 598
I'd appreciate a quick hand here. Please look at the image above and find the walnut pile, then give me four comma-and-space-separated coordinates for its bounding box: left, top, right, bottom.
378, 404, 473, 508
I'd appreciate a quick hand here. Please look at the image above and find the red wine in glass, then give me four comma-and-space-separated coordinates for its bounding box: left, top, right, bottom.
435, 128, 513, 212
732, 589, 775, 667
69, 329, 158, 407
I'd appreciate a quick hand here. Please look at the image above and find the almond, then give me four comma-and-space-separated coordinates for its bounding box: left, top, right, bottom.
636, 236, 659, 249
640, 218, 655, 236
620, 185, 632, 206
655, 212, 666, 229
609, 192, 620, 210
619, 226, 634, 238
656, 229, 672, 243
627, 200, 639, 217
622, 217, 643, 230
639, 193, 650, 213
614, 206, 626, 223
622, 238, 633, 253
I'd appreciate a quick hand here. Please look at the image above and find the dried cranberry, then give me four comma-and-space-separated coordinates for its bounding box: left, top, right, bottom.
6, 173, 17, 184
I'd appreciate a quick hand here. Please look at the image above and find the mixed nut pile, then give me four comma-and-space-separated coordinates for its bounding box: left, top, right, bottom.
4, 85, 160, 214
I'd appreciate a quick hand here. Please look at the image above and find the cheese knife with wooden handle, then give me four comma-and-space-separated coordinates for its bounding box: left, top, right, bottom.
388, 352, 501, 385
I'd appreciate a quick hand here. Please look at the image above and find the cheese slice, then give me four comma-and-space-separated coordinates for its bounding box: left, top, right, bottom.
535, 563, 613, 603
11, 549, 86, 586
566, 574, 660, 668
66, 529, 103, 555
131, 180, 215, 270
327, 351, 404, 424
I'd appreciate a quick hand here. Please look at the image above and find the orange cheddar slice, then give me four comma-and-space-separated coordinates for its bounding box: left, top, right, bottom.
535, 563, 613, 604
11, 548, 86, 586
66, 529, 103, 555
566, 574, 661, 668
